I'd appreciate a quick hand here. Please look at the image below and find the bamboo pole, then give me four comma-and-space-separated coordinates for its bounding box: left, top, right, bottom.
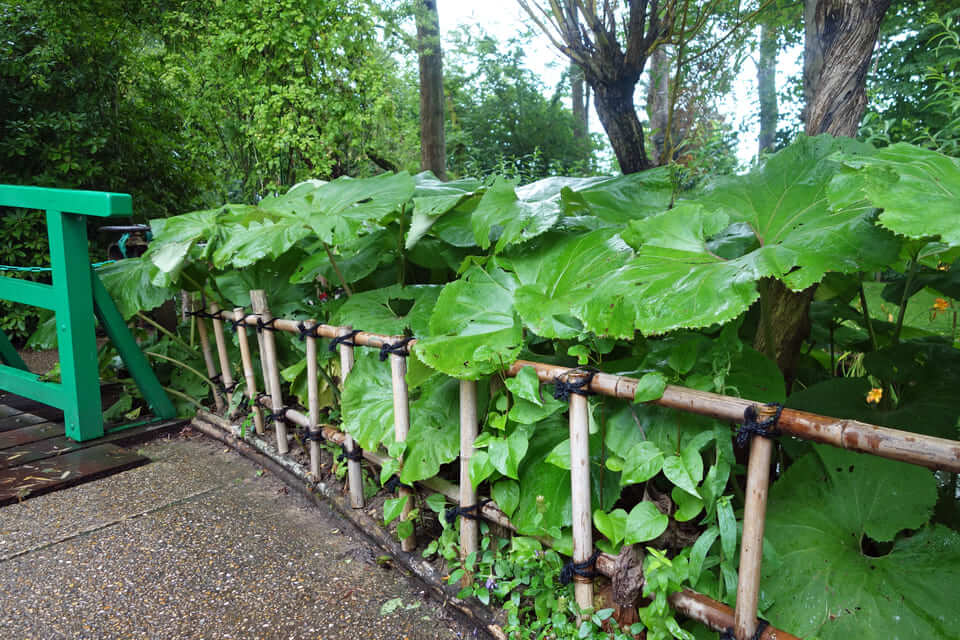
306, 318, 321, 477
194, 296, 224, 412
337, 327, 364, 509
390, 348, 416, 552
505, 360, 960, 473
734, 405, 777, 640
209, 302, 235, 407
567, 372, 594, 614
459, 379, 479, 586
233, 307, 264, 435
250, 290, 288, 454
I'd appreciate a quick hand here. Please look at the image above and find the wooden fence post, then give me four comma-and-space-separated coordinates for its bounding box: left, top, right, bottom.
306, 318, 322, 477
232, 307, 264, 435
194, 295, 224, 412
209, 302, 235, 407
337, 328, 364, 509
567, 371, 594, 614
459, 378, 479, 585
389, 345, 416, 551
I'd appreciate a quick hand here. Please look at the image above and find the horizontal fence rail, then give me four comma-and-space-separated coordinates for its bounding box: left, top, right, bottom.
192, 291, 957, 640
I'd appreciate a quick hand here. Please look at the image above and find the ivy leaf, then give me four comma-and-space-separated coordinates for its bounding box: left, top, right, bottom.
508, 230, 633, 339
332, 284, 441, 337
663, 445, 703, 498
594, 508, 629, 546
633, 372, 668, 404
830, 143, 960, 247
469, 450, 495, 489
761, 445, 951, 639
624, 502, 669, 544
414, 266, 523, 379
619, 441, 664, 486
581, 136, 900, 337
471, 177, 561, 253
492, 478, 520, 517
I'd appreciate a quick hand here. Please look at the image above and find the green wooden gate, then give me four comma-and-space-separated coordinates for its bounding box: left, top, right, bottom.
0, 185, 175, 441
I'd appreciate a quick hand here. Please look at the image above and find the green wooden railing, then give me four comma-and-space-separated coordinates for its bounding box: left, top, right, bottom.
0, 185, 175, 441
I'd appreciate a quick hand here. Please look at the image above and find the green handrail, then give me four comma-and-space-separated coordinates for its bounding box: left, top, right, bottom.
0, 184, 175, 441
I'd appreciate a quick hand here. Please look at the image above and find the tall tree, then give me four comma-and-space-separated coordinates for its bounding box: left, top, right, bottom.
647, 45, 672, 164
517, 0, 675, 173
570, 62, 588, 139
757, 16, 779, 154
757, 0, 892, 380
802, 0, 892, 136
415, 0, 447, 179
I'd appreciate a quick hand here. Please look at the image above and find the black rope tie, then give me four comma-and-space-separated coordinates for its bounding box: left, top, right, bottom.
300, 426, 324, 443
337, 443, 364, 463
735, 402, 784, 448
256, 316, 278, 333
296, 321, 322, 341
553, 369, 597, 401
444, 498, 492, 525
188, 310, 219, 320
720, 619, 769, 640
559, 550, 601, 585
230, 314, 254, 331
379, 336, 415, 361
383, 475, 413, 493
328, 330, 361, 352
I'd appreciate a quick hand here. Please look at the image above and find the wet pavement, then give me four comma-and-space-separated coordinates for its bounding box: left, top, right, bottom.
0, 432, 477, 639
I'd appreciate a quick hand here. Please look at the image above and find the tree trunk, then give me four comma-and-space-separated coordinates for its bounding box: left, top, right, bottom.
571, 62, 587, 139
802, 0, 891, 136
760, 0, 890, 384
416, 0, 446, 179
757, 18, 778, 155
593, 78, 652, 174
647, 46, 671, 165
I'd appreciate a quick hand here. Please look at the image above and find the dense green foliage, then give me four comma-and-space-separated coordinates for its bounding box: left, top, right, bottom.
92, 134, 960, 638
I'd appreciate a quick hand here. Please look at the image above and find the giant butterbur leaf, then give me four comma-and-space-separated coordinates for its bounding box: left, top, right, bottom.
581, 136, 900, 337
406, 172, 482, 250
830, 143, 960, 247
341, 352, 397, 452
508, 230, 633, 339
471, 177, 561, 252
760, 445, 954, 639
414, 265, 523, 379
558, 169, 675, 223
98, 258, 175, 319
332, 284, 441, 337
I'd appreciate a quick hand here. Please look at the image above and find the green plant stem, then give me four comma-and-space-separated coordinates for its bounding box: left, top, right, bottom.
319, 364, 341, 403
893, 258, 919, 345
145, 351, 217, 392
758, 279, 777, 362
323, 242, 353, 297
858, 284, 880, 352
136, 311, 193, 352
163, 386, 205, 411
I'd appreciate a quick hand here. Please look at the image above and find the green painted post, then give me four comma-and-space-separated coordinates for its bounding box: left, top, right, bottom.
91, 271, 175, 419
46, 210, 104, 440
0, 329, 29, 370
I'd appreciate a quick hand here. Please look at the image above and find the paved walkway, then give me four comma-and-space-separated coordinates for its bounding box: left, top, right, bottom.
0, 432, 476, 639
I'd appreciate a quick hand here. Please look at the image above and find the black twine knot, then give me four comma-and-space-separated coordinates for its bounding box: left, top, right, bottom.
379, 336, 415, 361
444, 498, 492, 525
338, 443, 364, 463
735, 402, 784, 448
254, 392, 270, 408
266, 406, 291, 424
329, 329, 361, 352
301, 427, 325, 442
296, 321, 321, 341
720, 619, 769, 640
256, 316, 278, 333
229, 314, 251, 331
559, 550, 601, 585
553, 369, 597, 401
383, 475, 412, 493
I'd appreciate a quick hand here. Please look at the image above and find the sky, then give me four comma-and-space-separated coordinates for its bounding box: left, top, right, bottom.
436, 0, 801, 168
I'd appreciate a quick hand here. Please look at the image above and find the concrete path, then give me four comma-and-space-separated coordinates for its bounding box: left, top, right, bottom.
0, 431, 477, 639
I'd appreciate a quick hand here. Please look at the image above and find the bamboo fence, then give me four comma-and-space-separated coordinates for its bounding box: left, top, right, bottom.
190, 290, 960, 640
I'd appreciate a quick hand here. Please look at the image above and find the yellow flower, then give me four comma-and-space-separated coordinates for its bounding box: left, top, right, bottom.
934, 297, 950, 312
866, 388, 883, 404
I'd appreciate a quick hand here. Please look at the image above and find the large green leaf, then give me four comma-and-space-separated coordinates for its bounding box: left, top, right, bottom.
341, 351, 397, 452
290, 230, 395, 285
213, 252, 312, 318
471, 177, 561, 253
830, 143, 960, 247
98, 257, 175, 319
580, 136, 900, 337
406, 172, 482, 250
332, 284, 440, 336
414, 265, 523, 379
761, 445, 954, 639
400, 376, 460, 483
507, 230, 633, 339
558, 169, 675, 223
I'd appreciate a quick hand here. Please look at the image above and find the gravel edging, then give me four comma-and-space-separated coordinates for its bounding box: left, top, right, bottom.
190, 411, 507, 640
